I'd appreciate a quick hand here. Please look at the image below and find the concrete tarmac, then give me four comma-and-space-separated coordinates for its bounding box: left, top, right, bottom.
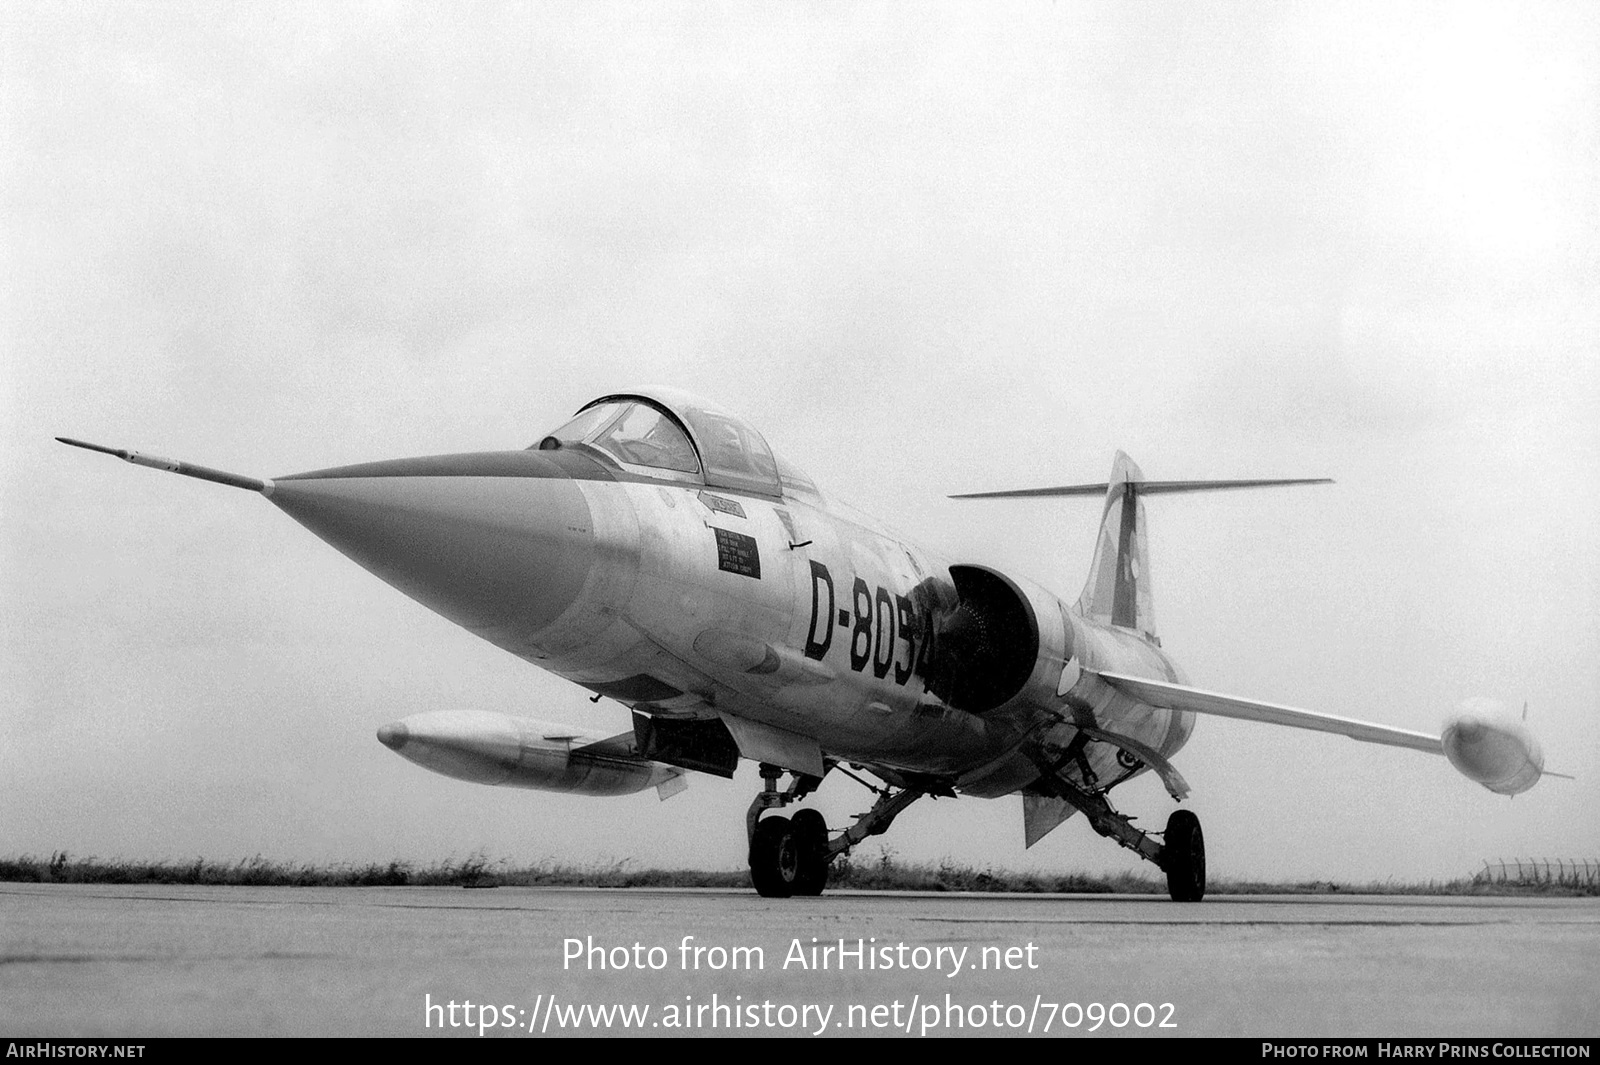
1, 883, 1595, 1037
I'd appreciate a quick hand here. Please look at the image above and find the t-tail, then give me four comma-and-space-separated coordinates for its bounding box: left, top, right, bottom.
951, 453, 1332, 643
954, 460, 1571, 794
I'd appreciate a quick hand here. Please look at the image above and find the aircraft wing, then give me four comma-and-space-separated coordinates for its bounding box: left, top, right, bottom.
1093, 671, 1443, 753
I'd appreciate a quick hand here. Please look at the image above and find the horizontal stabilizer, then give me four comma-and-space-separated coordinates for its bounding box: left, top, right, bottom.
951, 478, 1331, 500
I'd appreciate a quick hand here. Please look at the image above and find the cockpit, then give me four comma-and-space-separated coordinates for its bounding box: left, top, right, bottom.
534, 389, 819, 502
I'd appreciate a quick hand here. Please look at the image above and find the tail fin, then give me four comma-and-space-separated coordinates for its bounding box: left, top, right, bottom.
1078, 451, 1155, 639
950, 460, 1333, 644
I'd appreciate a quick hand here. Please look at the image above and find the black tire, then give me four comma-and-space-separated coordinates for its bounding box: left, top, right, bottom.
1163, 809, 1206, 902
749, 816, 799, 898
789, 809, 830, 897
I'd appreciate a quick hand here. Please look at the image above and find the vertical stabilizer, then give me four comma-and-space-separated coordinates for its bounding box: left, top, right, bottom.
1076, 451, 1156, 640
952, 457, 1330, 645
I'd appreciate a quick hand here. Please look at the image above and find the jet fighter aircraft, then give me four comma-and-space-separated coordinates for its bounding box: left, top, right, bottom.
58, 388, 1559, 900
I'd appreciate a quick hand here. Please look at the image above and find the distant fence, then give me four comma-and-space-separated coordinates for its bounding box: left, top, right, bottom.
1475, 859, 1600, 886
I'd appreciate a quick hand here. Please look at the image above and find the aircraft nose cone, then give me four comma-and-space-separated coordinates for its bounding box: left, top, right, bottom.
376, 721, 409, 751
266, 453, 607, 653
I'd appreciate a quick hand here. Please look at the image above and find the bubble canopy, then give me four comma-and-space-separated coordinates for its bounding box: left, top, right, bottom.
537, 388, 791, 498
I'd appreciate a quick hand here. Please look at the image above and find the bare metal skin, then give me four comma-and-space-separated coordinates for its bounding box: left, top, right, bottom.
57, 389, 1560, 900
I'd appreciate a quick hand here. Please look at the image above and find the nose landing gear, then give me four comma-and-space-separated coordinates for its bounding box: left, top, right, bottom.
746, 763, 923, 898
749, 810, 829, 897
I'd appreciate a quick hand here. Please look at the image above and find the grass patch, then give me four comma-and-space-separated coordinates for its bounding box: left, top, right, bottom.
3, 852, 1594, 895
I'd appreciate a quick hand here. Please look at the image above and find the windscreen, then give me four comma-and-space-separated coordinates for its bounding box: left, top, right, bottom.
539, 402, 622, 447
590, 403, 700, 473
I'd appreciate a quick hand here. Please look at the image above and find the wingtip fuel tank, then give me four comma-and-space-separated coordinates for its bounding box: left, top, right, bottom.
1441, 698, 1545, 796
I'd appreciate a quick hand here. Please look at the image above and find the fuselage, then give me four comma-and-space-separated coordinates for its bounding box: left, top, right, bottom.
55, 391, 1544, 905
264, 390, 1194, 799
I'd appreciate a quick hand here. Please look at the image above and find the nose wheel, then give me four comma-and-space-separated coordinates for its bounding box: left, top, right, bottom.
746, 763, 922, 898
788, 809, 830, 896
748, 811, 830, 898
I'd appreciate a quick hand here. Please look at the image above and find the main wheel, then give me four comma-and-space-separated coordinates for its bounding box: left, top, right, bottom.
1162, 809, 1206, 902
789, 809, 830, 897
749, 815, 801, 898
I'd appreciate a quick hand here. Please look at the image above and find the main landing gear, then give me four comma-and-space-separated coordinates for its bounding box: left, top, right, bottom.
746, 763, 922, 898
1161, 809, 1205, 902
1033, 771, 1207, 902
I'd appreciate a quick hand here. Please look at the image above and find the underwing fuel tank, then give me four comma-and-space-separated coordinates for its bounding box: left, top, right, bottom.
376, 710, 685, 798
1441, 699, 1544, 796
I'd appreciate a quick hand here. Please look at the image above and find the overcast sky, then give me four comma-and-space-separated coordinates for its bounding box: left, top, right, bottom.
4, 1, 1596, 883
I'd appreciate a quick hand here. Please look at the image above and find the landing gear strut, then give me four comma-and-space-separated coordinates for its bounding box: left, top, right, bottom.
746, 763, 921, 898
1032, 769, 1206, 902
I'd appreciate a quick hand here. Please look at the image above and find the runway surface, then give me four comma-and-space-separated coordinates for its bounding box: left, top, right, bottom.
2, 884, 1595, 1037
